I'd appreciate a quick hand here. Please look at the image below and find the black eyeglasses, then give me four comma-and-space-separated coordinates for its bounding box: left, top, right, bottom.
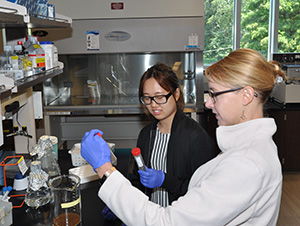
140, 92, 173, 105
208, 87, 244, 103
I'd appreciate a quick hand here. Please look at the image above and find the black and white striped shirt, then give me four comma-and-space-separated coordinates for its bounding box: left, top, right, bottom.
150, 127, 170, 207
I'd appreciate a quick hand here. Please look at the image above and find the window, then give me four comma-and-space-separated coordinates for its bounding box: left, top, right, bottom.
204, 0, 234, 65
277, 0, 300, 53
204, 0, 299, 66
241, 0, 269, 58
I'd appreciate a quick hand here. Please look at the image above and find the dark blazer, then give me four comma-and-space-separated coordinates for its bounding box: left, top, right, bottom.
128, 110, 217, 204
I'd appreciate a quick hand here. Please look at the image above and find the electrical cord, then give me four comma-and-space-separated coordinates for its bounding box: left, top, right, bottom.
16, 111, 22, 127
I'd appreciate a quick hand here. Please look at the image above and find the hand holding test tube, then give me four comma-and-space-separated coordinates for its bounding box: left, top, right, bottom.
96, 132, 117, 166
81, 129, 115, 172
131, 147, 146, 171
133, 147, 165, 188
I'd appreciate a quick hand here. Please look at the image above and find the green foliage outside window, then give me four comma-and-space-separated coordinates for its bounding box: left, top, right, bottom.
204, 0, 300, 66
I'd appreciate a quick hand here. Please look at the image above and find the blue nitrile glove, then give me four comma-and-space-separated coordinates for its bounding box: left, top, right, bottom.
81, 129, 111, 172
102, 206, 117, 221
138, 166, 165, 189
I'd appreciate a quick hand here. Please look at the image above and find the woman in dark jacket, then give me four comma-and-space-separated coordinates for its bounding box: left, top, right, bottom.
129, 63, 216, 206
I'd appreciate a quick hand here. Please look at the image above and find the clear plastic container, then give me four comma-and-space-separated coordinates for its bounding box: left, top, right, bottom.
3, 45, 13, 70
14, 44, 24, 70
53, 44, 58, 67
24, 36, 46, 74
69, 142, 117, 166
10, 46, 19, 70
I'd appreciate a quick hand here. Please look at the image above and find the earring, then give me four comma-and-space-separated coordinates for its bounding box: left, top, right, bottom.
240, 105, 246, 120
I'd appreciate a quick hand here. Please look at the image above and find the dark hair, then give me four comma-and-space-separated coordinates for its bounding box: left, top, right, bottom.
139, 63, 185, 112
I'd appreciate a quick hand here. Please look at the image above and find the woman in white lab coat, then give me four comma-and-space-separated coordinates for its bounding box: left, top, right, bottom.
81, 48, 286, 226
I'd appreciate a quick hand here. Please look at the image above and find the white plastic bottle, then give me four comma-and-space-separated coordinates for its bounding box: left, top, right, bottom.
40, 41, 54, 70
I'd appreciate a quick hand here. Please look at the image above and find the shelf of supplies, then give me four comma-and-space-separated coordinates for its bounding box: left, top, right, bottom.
26, 14, 71, 29
0, 1, 71, 29
0, 11, 25, 28
0, 68, 63, 100
0, 2, 26, 28
0, 11, 71, 29
15, 68, 63, 93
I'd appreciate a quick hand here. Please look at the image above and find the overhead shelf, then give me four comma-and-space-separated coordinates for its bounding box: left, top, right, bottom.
25, 13, 71, 28
0, 4, 25, 28
0, 0, 72, 29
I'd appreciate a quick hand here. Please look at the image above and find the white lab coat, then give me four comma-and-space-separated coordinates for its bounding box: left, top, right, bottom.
99, 118, 282, 226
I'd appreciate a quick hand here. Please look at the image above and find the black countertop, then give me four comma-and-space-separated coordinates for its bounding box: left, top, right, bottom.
10, 149, 131, 226
265, 98, 300, 110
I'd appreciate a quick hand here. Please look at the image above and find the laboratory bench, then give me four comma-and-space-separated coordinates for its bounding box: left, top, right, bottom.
9, 148, 131, 226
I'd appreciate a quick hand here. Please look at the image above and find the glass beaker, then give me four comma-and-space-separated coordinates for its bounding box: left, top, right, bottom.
49, 175, 81, 226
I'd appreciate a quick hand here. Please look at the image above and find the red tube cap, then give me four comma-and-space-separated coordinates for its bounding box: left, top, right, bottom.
131, 147, 141, 156
96, 132, 102, 137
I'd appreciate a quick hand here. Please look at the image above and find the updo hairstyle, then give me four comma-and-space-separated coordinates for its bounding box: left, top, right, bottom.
205, 48, 286, 103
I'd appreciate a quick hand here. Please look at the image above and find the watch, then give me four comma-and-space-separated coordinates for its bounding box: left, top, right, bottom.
100, 167, 116, 184
104, 167, 116, 178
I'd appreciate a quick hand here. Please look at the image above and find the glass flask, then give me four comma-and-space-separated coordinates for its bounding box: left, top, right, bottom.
25, 161, 51, 208
31, 136, 61, 178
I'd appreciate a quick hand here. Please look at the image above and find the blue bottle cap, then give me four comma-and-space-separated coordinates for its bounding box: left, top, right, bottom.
40, 41, 52, 45
15, 171, 25, 179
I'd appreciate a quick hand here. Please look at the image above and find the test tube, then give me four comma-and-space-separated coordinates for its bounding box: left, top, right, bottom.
96, 132, 117, 165
2, 186, 12, 201
131, 147, 146, 171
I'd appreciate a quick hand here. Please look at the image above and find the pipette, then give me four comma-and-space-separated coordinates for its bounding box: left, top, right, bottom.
96, 132, 117, 165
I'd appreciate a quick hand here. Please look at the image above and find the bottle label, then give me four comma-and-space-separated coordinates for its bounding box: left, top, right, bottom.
18, 156, 28, 175
28, 54, 45, 57
36, 57, 46, 67
11, 56, 19, 60
23, 57, 33, 68
28, 54, 46, 68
